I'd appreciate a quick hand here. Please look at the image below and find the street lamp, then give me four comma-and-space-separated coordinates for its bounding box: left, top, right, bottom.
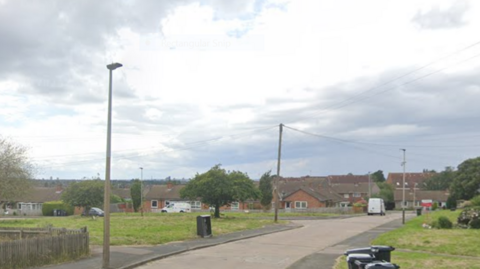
103, 62, 122, 269
139, 167, 143, 217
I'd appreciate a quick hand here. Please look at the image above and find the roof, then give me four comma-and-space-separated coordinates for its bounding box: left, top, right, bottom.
386, 173, 435, 187
331, 183, 380, 194
112, 188, 132, 200
145, 184, 185, 200
15, 187, 63, 203
277, 177, 344, 203
393, 190, 449, 202
327, 175, 370, 184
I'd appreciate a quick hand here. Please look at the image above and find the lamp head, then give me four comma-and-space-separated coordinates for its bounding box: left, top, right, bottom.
107, 63, 123, 70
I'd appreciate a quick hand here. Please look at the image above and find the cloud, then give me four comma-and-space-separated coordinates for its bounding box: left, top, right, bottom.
412, 1, 470, 29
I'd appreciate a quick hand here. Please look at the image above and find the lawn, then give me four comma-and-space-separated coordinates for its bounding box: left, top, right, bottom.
334, 210, 480, 269
0, 212, 286, 246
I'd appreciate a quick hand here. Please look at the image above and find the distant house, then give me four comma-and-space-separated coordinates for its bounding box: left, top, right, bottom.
327, 175, 370, 185
386, 172, 435, 190
331, 183, 380, 204
2, 187, 64, 216
393, 189, 449, 209
144, 183, 191, 212
276, 177, 345, 209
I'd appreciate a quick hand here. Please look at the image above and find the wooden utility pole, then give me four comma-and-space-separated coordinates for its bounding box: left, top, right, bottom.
274, 123, 283, 222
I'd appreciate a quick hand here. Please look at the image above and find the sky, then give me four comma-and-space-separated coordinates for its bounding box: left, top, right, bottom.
1, 0, 480, 180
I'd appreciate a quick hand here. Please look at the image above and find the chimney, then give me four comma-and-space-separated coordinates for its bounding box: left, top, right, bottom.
55, 185, 63, 194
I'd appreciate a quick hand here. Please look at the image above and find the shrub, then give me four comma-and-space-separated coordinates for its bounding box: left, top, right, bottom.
470, 195, 480, 207
469, 218, 480, 229
435, 216, 453, 229
42, 201, 74, 216
432, 202, 438, 211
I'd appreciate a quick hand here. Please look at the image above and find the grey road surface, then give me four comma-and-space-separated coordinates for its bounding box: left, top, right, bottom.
136, 213, 404, 269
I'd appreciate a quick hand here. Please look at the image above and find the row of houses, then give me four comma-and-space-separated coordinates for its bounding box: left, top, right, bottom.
1, 173, 449, 216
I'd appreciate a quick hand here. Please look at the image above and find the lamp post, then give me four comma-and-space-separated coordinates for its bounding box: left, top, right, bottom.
368, 171, 371, 198
139, 167, 143, 217
103, 62, 122, 269
400, 148, 406, 225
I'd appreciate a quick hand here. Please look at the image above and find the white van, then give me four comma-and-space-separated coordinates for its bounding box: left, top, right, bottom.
368, 198, 385, 216
161, 202, 191, 213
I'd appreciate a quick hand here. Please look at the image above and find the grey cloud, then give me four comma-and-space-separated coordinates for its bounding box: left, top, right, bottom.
412, 1, 469, 29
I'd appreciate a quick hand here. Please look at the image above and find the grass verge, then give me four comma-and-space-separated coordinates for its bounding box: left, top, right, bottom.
0, 212, 286, 246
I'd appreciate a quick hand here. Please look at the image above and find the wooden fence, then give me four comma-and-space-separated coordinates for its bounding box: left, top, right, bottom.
0, 227, 89, 269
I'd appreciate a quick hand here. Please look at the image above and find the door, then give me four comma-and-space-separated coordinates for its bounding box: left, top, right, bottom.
285, 201, 291, 212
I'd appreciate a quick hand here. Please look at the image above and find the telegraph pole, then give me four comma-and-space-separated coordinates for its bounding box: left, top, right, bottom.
274, 123, 283, 223
368, 171, 371, 198
401, 149, 406, 224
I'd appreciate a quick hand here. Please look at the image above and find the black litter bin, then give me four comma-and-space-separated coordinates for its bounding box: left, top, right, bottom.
365, 262, 400, 269
346, 254, 375, 269
416, 208, 422, 216
196, 215, 212, 238
371, 246, 395, 262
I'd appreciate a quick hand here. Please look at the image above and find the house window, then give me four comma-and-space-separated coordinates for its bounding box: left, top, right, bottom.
151, 200, 158, 208
343, 194, 349, 198
231, 202, 239, 210
189, 201, 201, 209
353, 193, 361, 198
295, 201, 307, 209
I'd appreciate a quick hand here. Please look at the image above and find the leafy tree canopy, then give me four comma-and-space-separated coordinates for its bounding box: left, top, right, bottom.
180, 164, 260, 218
0, 137, 34, 202
371, 170, 386, 183
422, 166, 455, 191
61, 180, 104, 212
451, 157, 480, 200
130, 179, 142, 212
259, 171, 273, 209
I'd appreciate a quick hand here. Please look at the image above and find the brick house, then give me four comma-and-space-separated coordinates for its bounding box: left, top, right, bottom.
386, 172, 435, 190
393, 189, 449, 209
1, 186, 63, 216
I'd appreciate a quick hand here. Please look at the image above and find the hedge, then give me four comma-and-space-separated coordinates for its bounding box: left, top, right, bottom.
42, 201, 74, 216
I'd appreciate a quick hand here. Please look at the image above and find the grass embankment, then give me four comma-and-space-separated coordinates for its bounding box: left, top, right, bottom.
334, 210, 480, 269
0, 212, 286, 246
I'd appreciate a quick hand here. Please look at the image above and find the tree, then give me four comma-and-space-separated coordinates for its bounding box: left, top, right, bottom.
450, 157, 480, 200
62, 180, 104, 213
259, 171, 273, 210
373, 182, 394, 202
423, 166, 455, 191
130, 179, 142, 212
371, 170, 385, 183
180, 164, 260, 218
0, 137, 34, 203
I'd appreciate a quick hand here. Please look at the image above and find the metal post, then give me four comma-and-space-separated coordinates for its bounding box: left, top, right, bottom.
140, 167, 143, 217
274, 123, 283, 223
401, 149, 406, 225
103, 63, 122, 269
368, 171, 371, 198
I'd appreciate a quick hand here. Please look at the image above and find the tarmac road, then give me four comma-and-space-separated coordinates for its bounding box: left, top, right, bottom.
136, 212, 405, 269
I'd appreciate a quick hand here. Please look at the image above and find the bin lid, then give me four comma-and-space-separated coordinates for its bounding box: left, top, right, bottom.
371, 245, 395, 252
365, 262, 400, 269
346, 253, 375, 262
344, 247, 372, 256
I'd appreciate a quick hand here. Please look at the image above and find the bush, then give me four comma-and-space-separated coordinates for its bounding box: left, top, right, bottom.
469, 218, 480, 229
470, 195, 480, 207
42, 201, 74, 216
435, 216, 453, 229
432, 202, 438, 211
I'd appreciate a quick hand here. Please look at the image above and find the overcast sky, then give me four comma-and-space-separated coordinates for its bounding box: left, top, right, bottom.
1, 0, 480, 180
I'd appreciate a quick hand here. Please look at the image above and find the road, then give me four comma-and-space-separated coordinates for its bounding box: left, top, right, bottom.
136, 213, 404, 269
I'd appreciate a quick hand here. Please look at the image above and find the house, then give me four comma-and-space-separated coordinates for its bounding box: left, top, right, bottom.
331, 183, 380, 204
393, 189, 449, 209
144, 183, 191, 212
276, 177, 345, 209
2, 186, 63, 216
327, 175, 371, 185
386, 172, 435, 190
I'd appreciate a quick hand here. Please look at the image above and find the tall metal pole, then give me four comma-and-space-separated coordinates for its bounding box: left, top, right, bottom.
368, 171, 371, 198
104, 63, 122, 269
274, 123, 283, 223
140, 167, 144, 217
401, 148, 406, 225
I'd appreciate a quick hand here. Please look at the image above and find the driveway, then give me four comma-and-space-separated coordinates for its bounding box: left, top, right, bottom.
136, 212, 404, 269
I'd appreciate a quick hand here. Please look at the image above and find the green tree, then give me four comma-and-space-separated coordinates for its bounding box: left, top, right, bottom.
130, 179, 142, 212
423, 166, 455, 191
61, 180, 104, 213
0, 137, 34, 202
180, 164, 260, 218
371, 170, 385, 183
373, 182, 394, 202
259, 171, 273, 210
451, 157, 480, 200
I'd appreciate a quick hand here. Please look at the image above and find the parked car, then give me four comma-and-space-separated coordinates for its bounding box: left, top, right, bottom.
88, 207, 105, 216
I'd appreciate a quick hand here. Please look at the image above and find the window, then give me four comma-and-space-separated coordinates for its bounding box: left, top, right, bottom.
190, 201, 201, 209
295, 201, 307, 209
353, 193, 361, 197
231, 202, 239, 210
151, 200, 158, 208
343, 194, 349, 198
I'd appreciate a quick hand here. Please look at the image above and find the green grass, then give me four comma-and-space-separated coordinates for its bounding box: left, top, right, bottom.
0, 212, 286, 246
334, 210, 480, 269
